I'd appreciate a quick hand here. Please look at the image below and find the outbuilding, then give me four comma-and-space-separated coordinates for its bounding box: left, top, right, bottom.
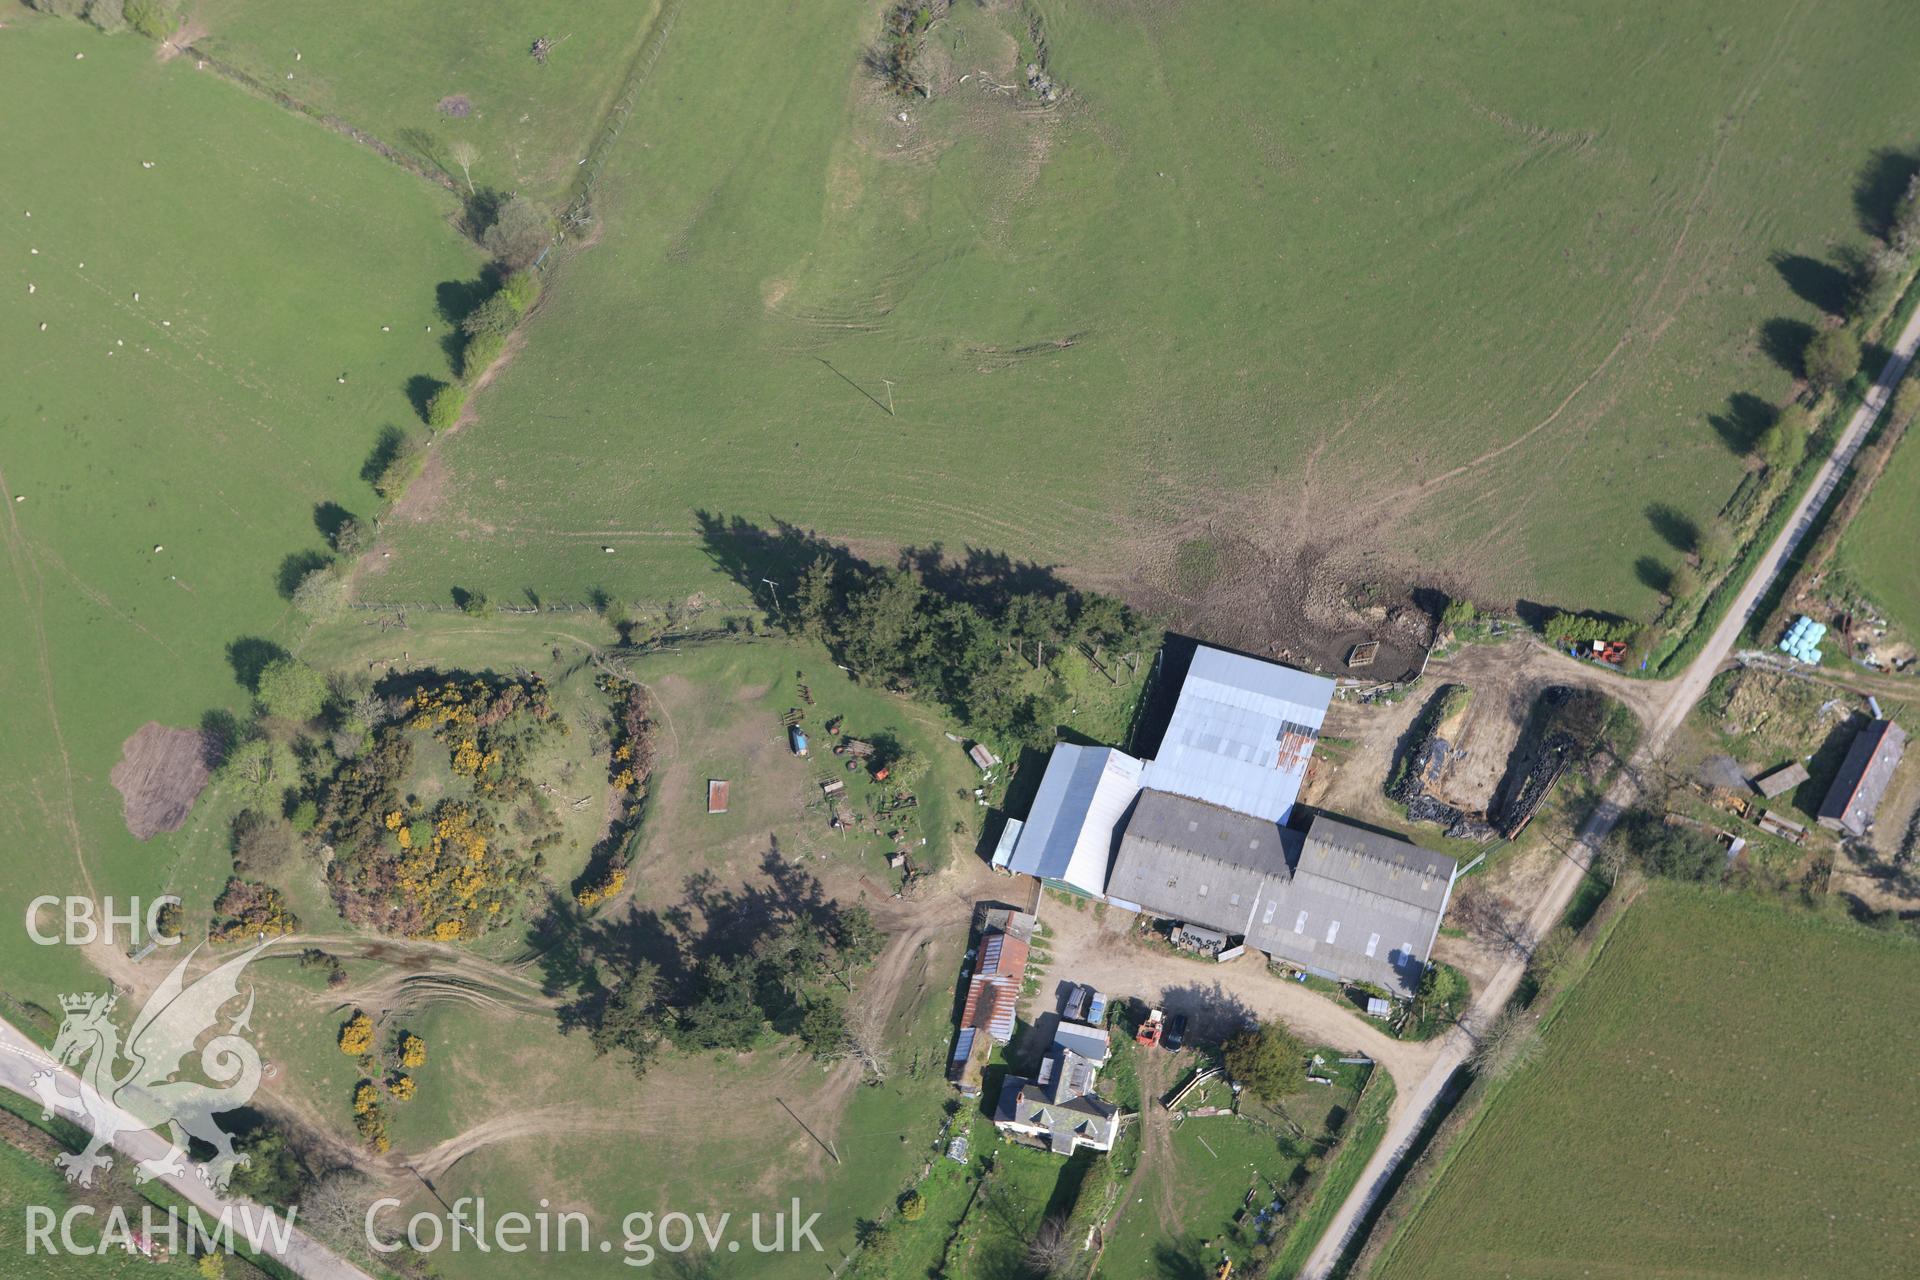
1817, 719, 1906, 839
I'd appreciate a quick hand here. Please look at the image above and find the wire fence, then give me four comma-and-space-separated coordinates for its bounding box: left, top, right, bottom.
535, 0, 689, 272
346, 601, 602, 614
179, 43, 463, 195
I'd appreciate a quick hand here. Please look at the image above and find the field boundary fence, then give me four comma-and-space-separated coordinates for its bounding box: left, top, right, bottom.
178, 44, 463, 195
348, 601, 604, 614
536, 0, 689, 271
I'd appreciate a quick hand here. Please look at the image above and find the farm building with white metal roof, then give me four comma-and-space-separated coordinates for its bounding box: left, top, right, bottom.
1141, 644, 1334, 822
1001, 742, 1143, 898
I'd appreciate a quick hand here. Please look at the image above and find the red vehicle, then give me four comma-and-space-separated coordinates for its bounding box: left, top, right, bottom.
1136, 1008, 1164, 1048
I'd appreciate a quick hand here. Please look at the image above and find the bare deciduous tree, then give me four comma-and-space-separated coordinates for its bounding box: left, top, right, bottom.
1024, 1214, 1076, 1276
1452, 881, 1535, 959
301, 1170, 378, 1249
1596, 835, 1632, 885
1528, 924, 1577, 988
1468, 1008, 1541, 1080
449, 140, 479, 195
828, 1009, 893, 1083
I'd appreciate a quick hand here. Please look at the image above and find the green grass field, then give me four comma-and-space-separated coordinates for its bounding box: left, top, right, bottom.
1837, 415, 1920, 641
1, 12, 480, 1008
189, 0, 661, 201
1374, 885, 1920, 1280
367, 0, 1920, 625
0, 1140, 196, 1276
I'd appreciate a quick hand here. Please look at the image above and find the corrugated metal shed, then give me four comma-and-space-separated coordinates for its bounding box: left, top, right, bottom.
1254, 816, 1457, 995
1052, 1022, 1111, 1065
977, 930, 1027, 979
1752, 761, 1810, 799
990, 817, 1026, 869
1142, 646, 1335, 822
1006, 743, 1143, 896
953, 930, 1029, 1047
1109, 795, 1456, 997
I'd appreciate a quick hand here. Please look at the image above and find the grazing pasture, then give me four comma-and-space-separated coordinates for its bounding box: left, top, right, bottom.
0, 14, 478, 1005
368, 0, 1920, 636
1837, 419, 1920, 642
1373, 885, 1920, 1280
189, 0, 662, 201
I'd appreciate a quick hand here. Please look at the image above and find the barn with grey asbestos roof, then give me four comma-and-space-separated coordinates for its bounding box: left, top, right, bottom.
1001, 643, 1459, 997
1106, 791, 1455, 996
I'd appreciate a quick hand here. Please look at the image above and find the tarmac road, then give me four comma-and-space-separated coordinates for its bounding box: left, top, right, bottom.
0, 1017, 377, 1280
1296, 295, 1920, 1280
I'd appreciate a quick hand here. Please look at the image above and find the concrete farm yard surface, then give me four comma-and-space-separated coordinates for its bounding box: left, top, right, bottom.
377, 0, 1920, 642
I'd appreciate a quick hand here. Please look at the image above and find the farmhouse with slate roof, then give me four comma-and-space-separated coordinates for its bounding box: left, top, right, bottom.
993, 1024, 1119, 1155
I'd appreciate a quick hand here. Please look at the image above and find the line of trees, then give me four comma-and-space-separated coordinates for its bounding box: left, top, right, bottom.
781, 551, 1150, 751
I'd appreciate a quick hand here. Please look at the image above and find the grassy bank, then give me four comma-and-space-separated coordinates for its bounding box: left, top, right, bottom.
1268, 1069, 1398, 1280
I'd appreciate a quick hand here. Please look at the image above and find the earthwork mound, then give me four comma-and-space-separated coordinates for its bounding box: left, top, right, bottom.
111, 722, 211, 839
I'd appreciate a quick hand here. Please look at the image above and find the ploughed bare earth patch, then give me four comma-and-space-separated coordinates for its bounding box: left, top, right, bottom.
111, 722, 211, 839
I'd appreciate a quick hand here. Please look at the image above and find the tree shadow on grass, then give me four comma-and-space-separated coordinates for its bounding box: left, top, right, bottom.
899, 542, 1075, 620
693, 511, 867, 624
276, 549, 332, 599
1861, 339, 1895, 382
1707, 391, 1776, 457
313, 502, 355, 546
530, 850, 851, 1036
225, 637, 289, 693
404, 376, 445, 424
1646, 502, 1700, 554
696, 510, 1083, 630
1853, 146, 1920, 239
1635, 556, 1674, 594
1759, 317, 1817, 378
199, 709, 246, 769
1151, 1240, 1214, 1280
361, 425, 410, 484
1772, 252, 1855, 317
435, 275, 496, 328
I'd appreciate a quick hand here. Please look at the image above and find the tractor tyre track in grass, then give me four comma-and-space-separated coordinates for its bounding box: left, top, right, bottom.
1383, 0, 1813, 512
0, 461, 95, 902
